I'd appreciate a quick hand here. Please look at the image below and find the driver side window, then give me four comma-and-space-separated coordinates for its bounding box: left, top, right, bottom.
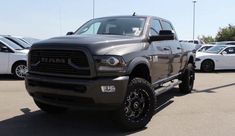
149, 19, 162, 36
0, 42, 11, 53
80, 22, 101, 35
0, 42, 6, 52
224, 47, 235, 54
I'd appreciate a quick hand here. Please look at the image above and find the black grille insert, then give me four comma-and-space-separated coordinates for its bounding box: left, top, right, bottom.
29, 50, 91, 76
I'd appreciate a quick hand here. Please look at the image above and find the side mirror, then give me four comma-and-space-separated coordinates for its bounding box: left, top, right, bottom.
221, 51, 227, 55
0, 46, 10, 52
150, 30, 175, 42
66, 32, 74, 35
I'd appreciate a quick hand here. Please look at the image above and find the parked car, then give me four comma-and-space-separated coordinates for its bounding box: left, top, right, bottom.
1, 35, 31, 49
197, 44, 215, 52
0, 36, 28, 79
195, 45, 235, 72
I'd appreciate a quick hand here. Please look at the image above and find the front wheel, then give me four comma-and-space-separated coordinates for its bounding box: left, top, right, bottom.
13, 62, 27, 80
201, 60, 214, 72
113, 78, 155, 130
179, 63, 195, 94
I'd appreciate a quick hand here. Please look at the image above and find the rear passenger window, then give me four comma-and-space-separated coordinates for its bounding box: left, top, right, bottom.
161, 21, 174, 31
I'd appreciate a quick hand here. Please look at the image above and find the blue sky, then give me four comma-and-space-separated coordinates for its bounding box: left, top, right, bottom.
0, 0, 234, 40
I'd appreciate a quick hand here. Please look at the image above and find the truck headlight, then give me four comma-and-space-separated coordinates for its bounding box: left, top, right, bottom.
94, 56, 127, 72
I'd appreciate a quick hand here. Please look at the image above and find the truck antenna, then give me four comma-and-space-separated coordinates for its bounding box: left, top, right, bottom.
132, 12, 136, 16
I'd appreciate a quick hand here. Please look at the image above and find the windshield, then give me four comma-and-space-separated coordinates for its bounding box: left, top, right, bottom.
0, 38, 23, 50
205, 45, 226, 54
5, 37, 31, 49
198, 46, 213, 52
75, 17, 146, 37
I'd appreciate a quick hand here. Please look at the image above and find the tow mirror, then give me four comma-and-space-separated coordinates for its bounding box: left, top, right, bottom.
66, 32, 74, 35
150, 30, 175, 42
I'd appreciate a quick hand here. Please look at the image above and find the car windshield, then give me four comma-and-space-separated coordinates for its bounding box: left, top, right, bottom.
75, 17, 146, 37
5, 37, 31, 49
205, 45, 226, 54
0, 38, 23, 50
197, 46, 213, 52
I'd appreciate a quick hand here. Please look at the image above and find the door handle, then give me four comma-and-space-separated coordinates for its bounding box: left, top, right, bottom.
177, 47, 182, 50
163, 48, 170, 51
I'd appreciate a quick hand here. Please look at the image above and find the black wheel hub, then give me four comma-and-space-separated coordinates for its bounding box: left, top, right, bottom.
124, 89, 150, 121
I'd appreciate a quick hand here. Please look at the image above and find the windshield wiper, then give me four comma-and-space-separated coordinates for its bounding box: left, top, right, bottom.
99, 32, 123, 35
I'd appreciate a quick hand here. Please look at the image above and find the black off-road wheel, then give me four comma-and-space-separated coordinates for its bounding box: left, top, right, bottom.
34, 100, 68, 114
201, 60, 214, 72
179, 63, 195, 94
113, 78, 155, 131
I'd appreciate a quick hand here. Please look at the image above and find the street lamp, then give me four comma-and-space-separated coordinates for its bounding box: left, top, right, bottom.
192, 0, 197, 43
93, 0, 95, 19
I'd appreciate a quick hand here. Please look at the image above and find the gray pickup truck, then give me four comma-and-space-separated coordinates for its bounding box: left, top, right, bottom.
25, 15, 195, 130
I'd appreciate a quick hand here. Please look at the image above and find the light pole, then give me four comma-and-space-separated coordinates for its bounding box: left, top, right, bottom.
192, 0, 197, 43
93, 0, 95, 19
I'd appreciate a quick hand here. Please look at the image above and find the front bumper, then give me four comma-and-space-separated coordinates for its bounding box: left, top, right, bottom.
195, 61, 201, 70
25, 73, 129, 110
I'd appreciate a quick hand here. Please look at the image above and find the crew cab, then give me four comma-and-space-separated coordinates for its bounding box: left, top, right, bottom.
25, 15, 195, 130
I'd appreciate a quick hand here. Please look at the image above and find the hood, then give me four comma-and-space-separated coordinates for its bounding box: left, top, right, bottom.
196, 52, 216, 58
32, 35, 145, 55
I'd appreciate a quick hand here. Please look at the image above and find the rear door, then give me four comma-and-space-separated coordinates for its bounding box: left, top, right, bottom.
161, 20, 183, 75
0, 42, 10, 73
149, 19, 171, 82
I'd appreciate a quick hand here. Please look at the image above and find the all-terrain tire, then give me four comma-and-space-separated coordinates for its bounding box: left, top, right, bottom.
179, 63, 195, 94
113, 78, 155, 131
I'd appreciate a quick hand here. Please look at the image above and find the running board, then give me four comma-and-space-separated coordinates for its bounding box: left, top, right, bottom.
154, 79, 182, 96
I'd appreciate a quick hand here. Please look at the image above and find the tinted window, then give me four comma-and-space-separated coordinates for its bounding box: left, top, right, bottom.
161, 21, 173, 30
149, 19, 162, 36
0, 38, 23, 50
224, 47, 235, 54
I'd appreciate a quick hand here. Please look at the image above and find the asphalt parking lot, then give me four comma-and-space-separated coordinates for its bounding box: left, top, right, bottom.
0, 72, 235, 136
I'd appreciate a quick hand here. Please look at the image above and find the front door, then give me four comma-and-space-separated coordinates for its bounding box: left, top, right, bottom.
148, 19, 171, 82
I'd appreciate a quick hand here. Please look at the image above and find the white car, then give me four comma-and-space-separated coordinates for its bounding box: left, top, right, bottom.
0, 36, 28, 79
195, 45, 235, 72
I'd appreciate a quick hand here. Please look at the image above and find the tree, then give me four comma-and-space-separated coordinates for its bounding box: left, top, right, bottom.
198, 35, 215, 44
215, 24, 235, 41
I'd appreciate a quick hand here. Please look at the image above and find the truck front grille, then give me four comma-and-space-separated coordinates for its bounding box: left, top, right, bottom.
29, 50, 91, 77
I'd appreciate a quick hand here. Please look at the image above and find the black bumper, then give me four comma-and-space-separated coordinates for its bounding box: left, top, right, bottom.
25, 74, 129, 110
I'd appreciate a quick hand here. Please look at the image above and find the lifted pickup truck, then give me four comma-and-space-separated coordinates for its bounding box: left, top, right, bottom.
25, 15, 195, 130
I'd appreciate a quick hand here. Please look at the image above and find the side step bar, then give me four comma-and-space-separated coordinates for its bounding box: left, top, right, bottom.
154, 79, 182, 96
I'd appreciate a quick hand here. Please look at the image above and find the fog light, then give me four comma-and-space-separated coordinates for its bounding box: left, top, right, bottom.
101, 86, 116, 93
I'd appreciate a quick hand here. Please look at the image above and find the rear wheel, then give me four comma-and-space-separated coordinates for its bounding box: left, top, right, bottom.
113, 78, 155, 130
179, 63, 195, 94
34, 100, 68, 113
201, 60, 214, 72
